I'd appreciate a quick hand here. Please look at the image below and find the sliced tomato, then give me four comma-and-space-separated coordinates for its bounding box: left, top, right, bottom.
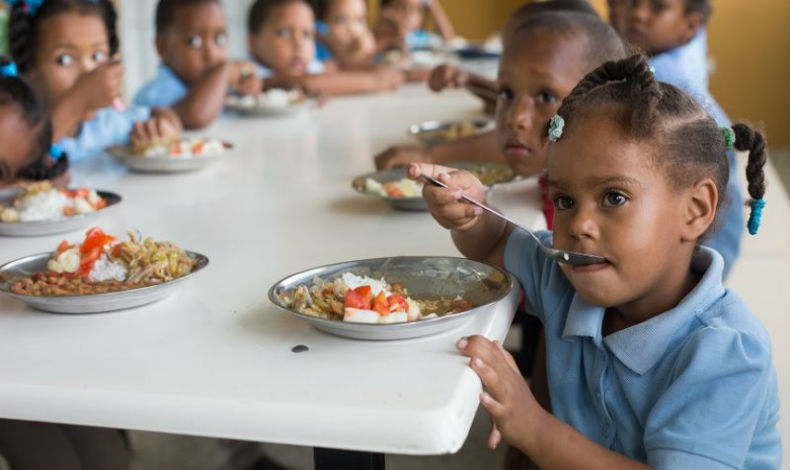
344, 290, 364, 309
79, 246, 101, 277
387, 293, 409, 313
372, 291, 389, 315
353, 286, 373, 309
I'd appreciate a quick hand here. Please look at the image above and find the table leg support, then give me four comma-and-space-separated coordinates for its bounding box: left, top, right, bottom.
313, 448, 385, 470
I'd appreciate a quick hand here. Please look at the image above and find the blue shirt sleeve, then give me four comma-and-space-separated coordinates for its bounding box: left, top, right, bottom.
57, 106, 152, 162
503, 229, 573, 322
133, 66, 188, 108
643, 327, 777, 469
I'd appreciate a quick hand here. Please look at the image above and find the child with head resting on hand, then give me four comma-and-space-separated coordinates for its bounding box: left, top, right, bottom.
248, 0, 402, 97
408, 54, 780, 470
8, 0, 182, 161
134, 0, 261, 129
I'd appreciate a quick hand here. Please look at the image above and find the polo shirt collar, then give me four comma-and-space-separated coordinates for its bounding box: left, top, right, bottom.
563, 247, 726, 375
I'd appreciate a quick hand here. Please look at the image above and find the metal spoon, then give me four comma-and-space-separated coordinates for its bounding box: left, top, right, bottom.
421, 174, 607, 266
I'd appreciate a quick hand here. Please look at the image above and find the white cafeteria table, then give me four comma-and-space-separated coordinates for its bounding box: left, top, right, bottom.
0, 84, 545, 469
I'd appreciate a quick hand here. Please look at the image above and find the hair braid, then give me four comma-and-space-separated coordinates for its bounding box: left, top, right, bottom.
732, 123, 767, 202
9, 3, 35, 72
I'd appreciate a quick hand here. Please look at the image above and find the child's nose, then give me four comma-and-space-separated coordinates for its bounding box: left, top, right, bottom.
628, 2, 650, 22
507, 98, 535, 132
568, 206, 599, 241
203, 42, 222, 64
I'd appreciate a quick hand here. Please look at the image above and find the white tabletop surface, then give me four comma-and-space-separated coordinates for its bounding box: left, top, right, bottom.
0, 84, 544, 455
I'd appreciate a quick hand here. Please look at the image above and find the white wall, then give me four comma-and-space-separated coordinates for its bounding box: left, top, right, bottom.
118, 0, 255, 101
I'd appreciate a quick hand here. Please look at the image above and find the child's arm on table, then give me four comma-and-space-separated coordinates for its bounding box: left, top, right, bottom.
375, 131, 502, 170
51, 61, 123, 140
296, 66, 403, 96
170, 62, 232, 129
406, 162, 511, 267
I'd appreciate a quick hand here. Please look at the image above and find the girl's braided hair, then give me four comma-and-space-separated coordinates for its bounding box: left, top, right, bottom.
554, 54, 766, 233
9, 0, 119, 73
0, 56, 69, 181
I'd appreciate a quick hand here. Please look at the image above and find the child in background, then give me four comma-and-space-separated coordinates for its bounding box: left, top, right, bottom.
9, 0, 181, 162
428, 0, 600, 115
377, 11, 627, 229
134, 0, 261, 129
314, 0, 377, 69
247, 0, 402, 96
0, 57, 68, 187
374, 0, 454, 51
607, 0, 742, 277
410, 54, 780, 469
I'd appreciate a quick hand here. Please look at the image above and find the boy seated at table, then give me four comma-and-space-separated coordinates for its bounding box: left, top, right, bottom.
373, 0, 454, 51
247, 0, 403, 97
314, 0, 378, 69
134, 0, 262, 129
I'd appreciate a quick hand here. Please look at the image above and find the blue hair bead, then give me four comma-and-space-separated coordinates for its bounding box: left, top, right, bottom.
548, 114, 564, 142
49, 144, 64, 160
0, 61, 18, 78
747, 199, 765, 235
5, 0, 43, 16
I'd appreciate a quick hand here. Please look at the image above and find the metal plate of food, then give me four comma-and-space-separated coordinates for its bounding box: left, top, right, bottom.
225, 90, 309, 117
351, 162, 515, 211
0, 186, 121, 237
269, 256, 517, 340
109, 139, 232, 173
408, 118, 495, 145
0, 251, 209, 314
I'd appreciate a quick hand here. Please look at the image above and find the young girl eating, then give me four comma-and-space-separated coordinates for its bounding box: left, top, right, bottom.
409, 54, 780, 469
0, 57, 69, 187
9, 0, 181, 161
314, 0, 377, 69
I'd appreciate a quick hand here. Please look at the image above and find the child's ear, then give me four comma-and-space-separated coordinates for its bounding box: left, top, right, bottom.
681, 178, 717, 242
155, 34, 168, 61
681, 11, 703, 44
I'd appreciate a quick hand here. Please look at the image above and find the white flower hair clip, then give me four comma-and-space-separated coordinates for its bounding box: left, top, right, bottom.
548, 115, 564, 142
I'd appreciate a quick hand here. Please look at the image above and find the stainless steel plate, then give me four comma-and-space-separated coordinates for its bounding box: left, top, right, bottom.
0, 251, 209, 314
408, 118, 494, 145
351, 162, 514, 212
268, 256, 516, 340
0, 190, 122, 237
109, 142, 233, 173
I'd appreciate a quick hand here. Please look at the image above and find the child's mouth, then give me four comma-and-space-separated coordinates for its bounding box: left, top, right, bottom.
570, 258, 611, 273
505, 141, 531, 158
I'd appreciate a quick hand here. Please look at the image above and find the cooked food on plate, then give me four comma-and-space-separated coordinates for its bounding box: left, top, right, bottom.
0, 182, 107, 223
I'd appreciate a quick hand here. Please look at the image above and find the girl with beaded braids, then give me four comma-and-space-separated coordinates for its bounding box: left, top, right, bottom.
406, 54, 780, 469
7, 0, 182, 162
0, 56, 69, 187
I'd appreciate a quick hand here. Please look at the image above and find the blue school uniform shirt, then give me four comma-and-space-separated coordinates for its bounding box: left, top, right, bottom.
406, 29, 439, 49
57, 105, 152, 162
315, 20, 333, 62
649, 29, 742, 278
133, 64, 188, 108
504, 230, 781, 469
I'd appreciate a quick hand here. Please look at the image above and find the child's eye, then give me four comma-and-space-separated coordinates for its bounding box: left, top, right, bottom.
187, 35, 203, 49
55, 54, 74, 66
554, 196, 574, 211
276, 28, 290, 39
602, 191, 628, 208
303, 30, 314, 40
498, 87, 514, 101
537, 91, 556, 104
215, 33, 228, 47
650, 0, 667, 13
91, 51, 107, 63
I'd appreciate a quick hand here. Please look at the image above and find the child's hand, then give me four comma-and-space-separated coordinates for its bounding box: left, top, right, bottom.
428, 64, 469, 92
130, 108, 182, 148
374, 65, 404, 90
229, 61, 261, 96
406, 162, 485, 231
70, 60, 123, 114
374, 145, 433, 170
457, 336, 544, 451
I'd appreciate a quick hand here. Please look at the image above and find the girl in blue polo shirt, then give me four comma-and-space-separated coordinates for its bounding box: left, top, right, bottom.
409, 54, 780, 469
8, 0, 182, 162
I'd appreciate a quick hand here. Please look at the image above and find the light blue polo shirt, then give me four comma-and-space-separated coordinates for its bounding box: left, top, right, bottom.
649, 29, 742, 278
133, 64, 188, 108
57, 105, 152, 162
505, 230, 781, 469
